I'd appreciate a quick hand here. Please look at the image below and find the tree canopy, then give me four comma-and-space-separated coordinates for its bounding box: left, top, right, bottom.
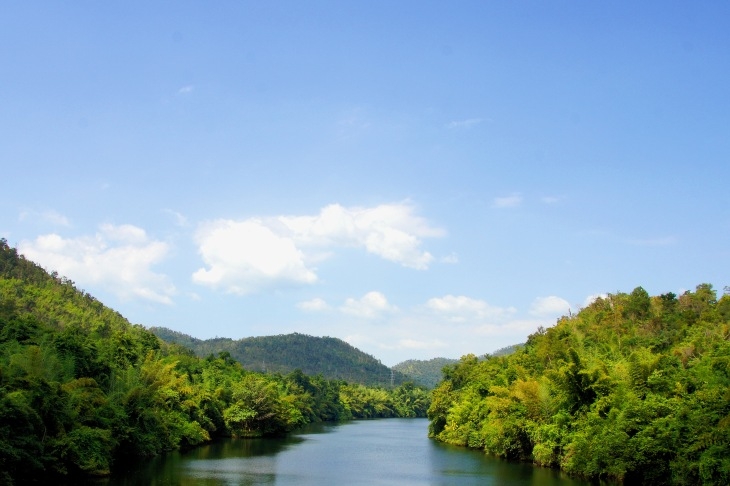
428, 284, 730, 485
0, 239, 429, 484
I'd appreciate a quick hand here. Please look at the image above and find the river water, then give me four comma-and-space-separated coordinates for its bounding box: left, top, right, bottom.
104, 418, 593, 485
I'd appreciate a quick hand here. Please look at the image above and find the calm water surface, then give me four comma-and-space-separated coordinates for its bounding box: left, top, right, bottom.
104, 418, 592, 485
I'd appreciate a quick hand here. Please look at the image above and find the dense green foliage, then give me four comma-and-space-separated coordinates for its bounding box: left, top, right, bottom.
392, 348, 521, 389
428, 284, 730, 484
490, 343, 523, 357
151, 327, 411, 387
0, 240, 429, 484
392, 357, 458, 389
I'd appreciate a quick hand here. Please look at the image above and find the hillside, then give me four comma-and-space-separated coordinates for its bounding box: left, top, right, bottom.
0, 239, 430, 484
428, 284, 730, 484
392, 358, 457, 389
150, 327, 411, 387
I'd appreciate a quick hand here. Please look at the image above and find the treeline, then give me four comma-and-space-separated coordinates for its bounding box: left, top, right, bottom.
428, 284, 730, 485
151, 327, 411, 387
0, 240, 429, 484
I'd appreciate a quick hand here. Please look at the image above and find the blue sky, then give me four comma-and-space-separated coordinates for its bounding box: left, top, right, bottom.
1, 2, 728, 366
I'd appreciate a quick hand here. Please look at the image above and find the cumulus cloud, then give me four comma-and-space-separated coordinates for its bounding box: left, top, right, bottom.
529, 296, 571, 317
18, 224, 175, 304
192, 219, 317, 295
278, 202, 443, 269
492, 193, 523, 208
332, 293, 577, 364
426, 295, 516, 322
193, 202, 444, 294
297, 297, 330, 312
177, 85, 194, 95
340, 291, 397, 319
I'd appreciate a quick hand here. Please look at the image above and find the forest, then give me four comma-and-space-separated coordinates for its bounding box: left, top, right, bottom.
150, 327, 412, 387
0, 239, 430, 484
428, 284, 730, 485
392, 357, 458, 389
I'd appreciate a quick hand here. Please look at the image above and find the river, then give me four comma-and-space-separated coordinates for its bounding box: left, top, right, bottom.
102, 418, 594, 485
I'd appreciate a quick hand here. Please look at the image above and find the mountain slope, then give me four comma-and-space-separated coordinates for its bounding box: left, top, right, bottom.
0, 239, 431, 484
392, 358, 457, 389
428, 284, 730, 484
151, 327, 411, 387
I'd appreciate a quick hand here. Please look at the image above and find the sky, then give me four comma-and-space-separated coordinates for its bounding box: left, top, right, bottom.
1, 2, 728, 366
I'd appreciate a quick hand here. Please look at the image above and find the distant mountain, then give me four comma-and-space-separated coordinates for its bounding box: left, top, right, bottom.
150, 327, 411, 388
392, 357, 458, 389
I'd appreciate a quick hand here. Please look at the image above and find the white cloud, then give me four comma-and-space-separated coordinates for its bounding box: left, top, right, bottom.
193, 202, 444, 295
340, 306, 544, 365
447, 118, 484, 129
529, 296, 571, 317
340, 291, 397, 319
98, 223, 147, 244
177, 85, 194, 95
192, 219, 317, 295
331, 294, 571, 364
18, 225, 175, 304
279, 202, 444, 270
426, 295, 516, 322
297, 297, 329, 312
492, 193, 523, 208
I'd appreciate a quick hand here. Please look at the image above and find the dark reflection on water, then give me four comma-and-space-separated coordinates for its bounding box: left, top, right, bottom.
91, 419, 595, 485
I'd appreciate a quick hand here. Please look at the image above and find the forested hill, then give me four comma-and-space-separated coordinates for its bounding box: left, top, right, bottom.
0, 240, 431, 484
392, 358, 457, 389
151, 327, 411, 387
428, 284, 730, 485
